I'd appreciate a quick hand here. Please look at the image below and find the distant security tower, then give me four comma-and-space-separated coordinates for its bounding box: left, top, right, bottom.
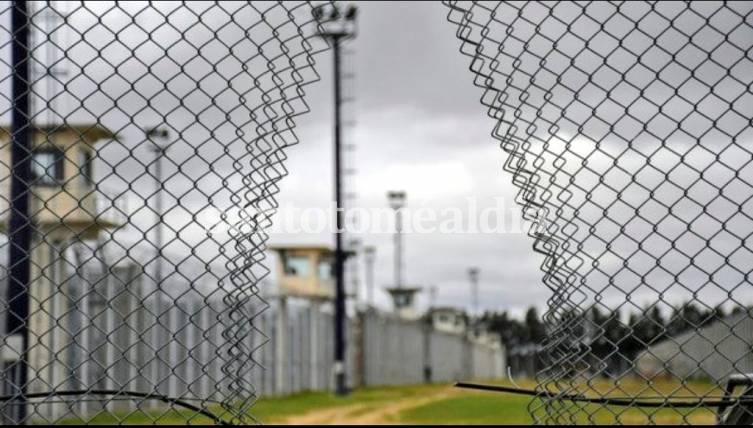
0, 124, 121, 417
269, 245, 339, 301
385, 286, 422, 320
0, 124, 121, 240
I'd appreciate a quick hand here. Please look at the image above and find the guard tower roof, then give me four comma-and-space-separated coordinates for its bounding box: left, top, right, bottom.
268, 244, 334, 253
268, 244, 356, 257
0, 123, 119, 145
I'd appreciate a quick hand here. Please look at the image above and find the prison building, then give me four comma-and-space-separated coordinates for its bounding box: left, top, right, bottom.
635, 311, 753, 383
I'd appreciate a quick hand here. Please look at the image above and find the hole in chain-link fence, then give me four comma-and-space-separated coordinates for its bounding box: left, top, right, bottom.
4, 0, 753, 424
445, 0, 753, 425
0, 1, 332, 424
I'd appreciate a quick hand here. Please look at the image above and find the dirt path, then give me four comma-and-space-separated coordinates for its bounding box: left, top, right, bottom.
279, 386, 459, 425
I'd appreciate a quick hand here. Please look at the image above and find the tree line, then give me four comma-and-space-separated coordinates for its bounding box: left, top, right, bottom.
481, 302, 750, 364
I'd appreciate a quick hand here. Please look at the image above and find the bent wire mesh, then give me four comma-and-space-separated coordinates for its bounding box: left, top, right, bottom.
445, 0, 753, 425
0, 1, 330, 424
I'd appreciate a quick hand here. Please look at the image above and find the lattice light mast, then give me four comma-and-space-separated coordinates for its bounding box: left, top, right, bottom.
314, 2, 357, 397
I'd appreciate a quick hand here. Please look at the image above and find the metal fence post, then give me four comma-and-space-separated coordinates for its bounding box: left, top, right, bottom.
4, 0, 31, 422
275, 296, 287, 395
423, 315, 432, 384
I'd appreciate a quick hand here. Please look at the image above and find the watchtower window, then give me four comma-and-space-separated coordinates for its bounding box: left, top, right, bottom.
318, 259, 332, 280
283, 255, 309, 277
31, 147, 65, 186
79, 149, 94, 186
394, 293, 411, 308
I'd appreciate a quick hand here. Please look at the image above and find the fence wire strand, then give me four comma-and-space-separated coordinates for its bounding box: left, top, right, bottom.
0, 1, 332, 424
444, 0, 753, 425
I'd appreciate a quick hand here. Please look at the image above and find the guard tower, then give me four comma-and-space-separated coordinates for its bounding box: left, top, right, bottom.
0, 124, 120, 417
385, 286, 422, 319
268, 244, 343, 394
269, 245, 338, 300
0, 124, 120, 239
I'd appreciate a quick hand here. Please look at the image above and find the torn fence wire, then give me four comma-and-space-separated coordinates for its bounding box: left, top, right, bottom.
445, 1, 753, 424
0, 1, 332, 424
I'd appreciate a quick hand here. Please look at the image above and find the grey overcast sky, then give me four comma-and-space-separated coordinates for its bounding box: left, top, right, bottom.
270, 1, 550, 315
1, 1, 750, 317
0, 1, 548, 315
270, 0, 753, 316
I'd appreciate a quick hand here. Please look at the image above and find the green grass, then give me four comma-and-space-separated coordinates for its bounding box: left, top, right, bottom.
55, 384, 443, 425
398, 394, 534, 424
58, 407, 217, 425
256, 378, 718, 425
54, 378, 720, 425
397, 395, 716, 425
256, 378, 717, 425
253, 383, 444, 423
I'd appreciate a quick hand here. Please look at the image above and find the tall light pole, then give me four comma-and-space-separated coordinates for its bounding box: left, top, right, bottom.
468, 267, 480, 316
385, 191, 420, 318
315, 3, 357, 397
146, 127, 169, 288
387, 191, 406, 290
145, 126, 169, 399
363, 246, 376, 308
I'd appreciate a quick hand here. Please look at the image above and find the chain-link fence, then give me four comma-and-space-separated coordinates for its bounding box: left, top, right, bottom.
445, 0, 753, 425
0, 1, 332, 424
5, 0, 753, 424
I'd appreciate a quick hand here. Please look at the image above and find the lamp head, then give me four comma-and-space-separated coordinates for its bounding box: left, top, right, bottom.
387, 190, 407, 209
146, 127, 169, 139
345, 5, 357, 21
